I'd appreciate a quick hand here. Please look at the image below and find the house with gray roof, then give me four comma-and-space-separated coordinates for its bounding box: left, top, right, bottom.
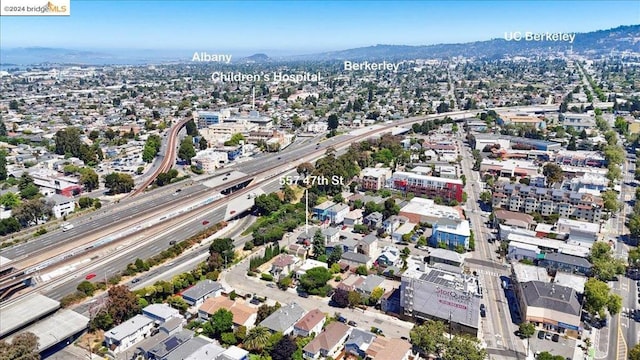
358, 234, 378, 256
363, 212, 384, 229
181, 280, 224, 307
515, 281, 581, 338
184, 342, 226, 360
345, 328, 377, 357
164, 336, 212, 360
143, 303, 182, 324
428, 248, 464, 268
146, 329, 194, 360
259, 303, 307, 335
538, 252, 592, 276
341, 251, 372, 269
104, 314, 155, 354
357, 274, 385, 298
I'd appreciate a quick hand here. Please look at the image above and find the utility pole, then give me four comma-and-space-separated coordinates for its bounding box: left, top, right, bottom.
449, 310, 453, 345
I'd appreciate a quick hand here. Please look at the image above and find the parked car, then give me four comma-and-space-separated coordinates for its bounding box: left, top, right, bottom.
337, 316, 347, 323
537, 331, 545, 339
545, 332, 552, 340
298, 292, 309, 298
250, 297, 260, 305
552, 334, 560, 342
348, 320, 357, 327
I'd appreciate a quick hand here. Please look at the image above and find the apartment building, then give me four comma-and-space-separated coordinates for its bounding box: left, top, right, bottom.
360, 167, 392, 191
492, 183, 604, 222
389, 171, 463, 202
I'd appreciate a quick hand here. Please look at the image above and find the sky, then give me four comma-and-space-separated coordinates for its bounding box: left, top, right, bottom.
1, 0, 638, 55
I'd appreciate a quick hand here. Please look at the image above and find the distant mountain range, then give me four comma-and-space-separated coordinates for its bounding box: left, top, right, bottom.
291, 25, 640, 61
1, 25, 638, 66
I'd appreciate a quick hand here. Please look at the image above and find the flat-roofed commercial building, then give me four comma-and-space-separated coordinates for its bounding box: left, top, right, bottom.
400, 258, 482, 336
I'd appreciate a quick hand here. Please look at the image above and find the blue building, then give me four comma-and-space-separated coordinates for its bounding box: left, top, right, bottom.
196, 111, 221, 128
429, 220, 471, 250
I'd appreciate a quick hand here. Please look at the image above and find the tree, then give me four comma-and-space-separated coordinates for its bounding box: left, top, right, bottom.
104, 172, 134, 194
79, 168, 99, 192
601, 189, 620, 213
479, 191, 492, 204
629, 343, 640, 360
331, 288, 349, 308
224, 133, 245, 146
12, 198, 53, 227
298, 267, 332, 296
142, 134, 162, 163
606, 164, 622, 185
105, 285, 141, 325
312, 229, 325, 258
209, 237, 235, 265
0, 151, 6, 181
209, 309, 234, 336
296, 162, 314, 177
410, 320, 447, 357
254, 193, 281, 215
0, 192, 21, 209
567, 136, 577, 151
369, 287, 384, 305
0, 332, 39, 360
327, 114, 339, 131
589, 241, 625, 280
347, 290, 362, 307
536, 351, 566, 360
54, 127, 83, 157
542, 163, 564, 186
0, 218, 22, 236
185, 119, 198, 136
584, 277, 620, 318
327, 246, 343, 266
442, 335, 487, 360
244, 326, 272, 352
77, 280, 96, 296
519, 322, 535, 353
178, 136, 196, 164
199, 137, 208, 150
167, 295, 189, 312
270, 335, 297, 360
256, 303, 281, 324
0, 119, 6, 137
90, 310, 114, 331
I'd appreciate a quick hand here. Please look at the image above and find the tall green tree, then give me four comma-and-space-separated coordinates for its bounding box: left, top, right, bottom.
442, 336, 487, 360
54, 127, 83, 157
542, 163, 564, 186
178, 136, 196, 164
410, 320, 447, 357
0, 150, 6, 181
104, 172, 134, 194
312, 229, 325, 258
327, 114, 339, 131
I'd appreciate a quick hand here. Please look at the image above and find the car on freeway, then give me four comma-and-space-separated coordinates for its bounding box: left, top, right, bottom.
85, 273, 97, 280
169, 240, 177, 245
226, 172, 231, 176
131, 278, 140, 283
222, 177, 228, 181
202, 220, 210, 225
277, 156, 281, 160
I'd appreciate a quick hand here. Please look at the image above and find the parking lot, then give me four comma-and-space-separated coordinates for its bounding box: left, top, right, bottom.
529, 330, 577, 359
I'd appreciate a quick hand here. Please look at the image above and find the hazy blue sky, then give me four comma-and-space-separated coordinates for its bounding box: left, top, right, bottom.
1, 1, 638, 54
